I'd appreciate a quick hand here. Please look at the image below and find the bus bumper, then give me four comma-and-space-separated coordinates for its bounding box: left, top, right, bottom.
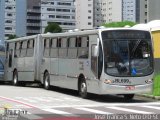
100, 83, 153, 95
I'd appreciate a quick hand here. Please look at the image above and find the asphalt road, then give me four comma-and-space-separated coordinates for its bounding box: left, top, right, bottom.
0, 83, 160, 120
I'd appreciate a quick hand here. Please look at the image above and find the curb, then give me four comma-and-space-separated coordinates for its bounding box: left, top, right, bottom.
137, 94, 160, 100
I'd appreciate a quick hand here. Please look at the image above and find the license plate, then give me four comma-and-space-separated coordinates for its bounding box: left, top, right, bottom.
125, 86, 135, 90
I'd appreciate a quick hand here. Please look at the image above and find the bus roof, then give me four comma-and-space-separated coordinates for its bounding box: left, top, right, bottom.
5, 27, 150, 43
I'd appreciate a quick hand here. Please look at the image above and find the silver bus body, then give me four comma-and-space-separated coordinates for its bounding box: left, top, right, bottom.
5, 28, 154, 95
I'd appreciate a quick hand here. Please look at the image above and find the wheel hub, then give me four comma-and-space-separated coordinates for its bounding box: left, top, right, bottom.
81, 83, 86, 93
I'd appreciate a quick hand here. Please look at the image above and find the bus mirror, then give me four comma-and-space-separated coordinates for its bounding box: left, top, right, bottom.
92, 45, 98, 57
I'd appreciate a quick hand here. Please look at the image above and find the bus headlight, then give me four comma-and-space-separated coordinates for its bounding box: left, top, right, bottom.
145, 79, 153, 84
104, 79, 112, 84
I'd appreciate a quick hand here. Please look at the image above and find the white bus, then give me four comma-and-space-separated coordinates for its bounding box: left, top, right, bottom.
5, 28, 154, 99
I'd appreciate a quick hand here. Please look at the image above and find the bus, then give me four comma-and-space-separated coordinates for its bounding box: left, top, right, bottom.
0, 43, 5, 81
5, 28, 154, 100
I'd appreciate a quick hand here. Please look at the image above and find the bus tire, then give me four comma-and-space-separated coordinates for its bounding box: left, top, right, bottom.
124, 94, 134, 100
44, 72, 50, 90
79, 78, 88, 98
13, 71, 18, 86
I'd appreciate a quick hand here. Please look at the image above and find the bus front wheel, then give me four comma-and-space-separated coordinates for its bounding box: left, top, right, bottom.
44, 72, 50, 90
79, 79, 88, 98
13, 71, 18, 86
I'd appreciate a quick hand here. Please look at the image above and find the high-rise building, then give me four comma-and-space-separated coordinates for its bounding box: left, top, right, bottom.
139, 0, 148, 23
16, 0, 41, 37
123, 0, 137, 22
26, 0, 41, 36
148, 0, 160, 22
76, 0, 122, 30
123, 0, 160, 23
0, 0, 16, 40
41, 0, 76, 33
76, 0, 93, 30
0, 0, 41, 40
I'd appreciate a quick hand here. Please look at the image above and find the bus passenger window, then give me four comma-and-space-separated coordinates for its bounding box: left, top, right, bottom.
78, 36, 89, 59
68, 37, 77, 58
43, 39, 50, 57
77, 37, 81, 47
58, 38, 61, 47
20, 41, 27, 57
8, 49, 13, 67
59, 38, 67, 58
50, 38, 58, 58
26, 40, 34, 57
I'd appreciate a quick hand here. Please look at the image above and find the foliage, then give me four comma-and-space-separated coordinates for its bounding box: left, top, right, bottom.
153, 74, 160, 96
7, 34, 17, 40
103, 21, 136, 28
44, 22, 62, 33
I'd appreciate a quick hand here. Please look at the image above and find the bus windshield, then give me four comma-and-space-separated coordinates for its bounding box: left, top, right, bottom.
102, 30, 154, 77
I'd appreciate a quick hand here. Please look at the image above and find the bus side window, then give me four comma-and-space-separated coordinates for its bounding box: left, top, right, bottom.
78, 36, 89, 58
6, 43, 9, 59
50, 38, 58, 58
20, 41, 27, 57
59, 38, 67, 58
26, 39, 34, 57
8, 49, 13, 68
43, 38, 50, 57
14, 43, 17, 58
68, 37, 77, 59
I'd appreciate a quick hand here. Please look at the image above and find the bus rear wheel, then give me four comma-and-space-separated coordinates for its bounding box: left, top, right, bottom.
13, 71, 18, 86
44, 72, 50, 90
124, 94, 134, 100
79, 79, 88, 98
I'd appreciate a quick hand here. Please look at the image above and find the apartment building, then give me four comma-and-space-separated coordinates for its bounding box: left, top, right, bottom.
148, 0, 160, 22
76, 0, 122, 30
26, 0, 41, 36
41, 0, 76, 33
76, 0, 93, 30
123, 0, 160, 23
139, 0, 148, 23
123, 0, 138, 22
16, 0, 41, 37
0, 0, 16, 40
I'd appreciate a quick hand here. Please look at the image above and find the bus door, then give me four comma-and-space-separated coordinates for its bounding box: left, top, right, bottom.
5, 47, 14, 81
89, 35, 100, 93
50, 38, 59, 85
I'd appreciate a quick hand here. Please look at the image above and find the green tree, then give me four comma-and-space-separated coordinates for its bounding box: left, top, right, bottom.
103, 21, 136, 28
44, 22, 62, 33
7, 34, 17, 40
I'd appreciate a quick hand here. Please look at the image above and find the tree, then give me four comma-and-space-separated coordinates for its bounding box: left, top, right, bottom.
7, 34, 17, 40
44, 22, 62, 33
103, 21, 136, 28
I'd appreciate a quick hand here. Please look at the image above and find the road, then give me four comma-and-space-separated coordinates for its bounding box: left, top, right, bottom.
0, 83, 160, 120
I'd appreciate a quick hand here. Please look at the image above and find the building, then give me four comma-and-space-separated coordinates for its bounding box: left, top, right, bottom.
147, 0, 160, 22
132, 0, 160, 23
16, 0, 41, 37
139, 0, 147, 23
26, 0, 41, 36
76, 0, 122, 30
76, 0, 93, 30
41, 0, 76, 33
0, 0, 16, 40
123, 0, 138, 22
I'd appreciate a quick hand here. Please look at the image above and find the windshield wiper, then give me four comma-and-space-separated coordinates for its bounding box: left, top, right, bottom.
131, 40, 141, 56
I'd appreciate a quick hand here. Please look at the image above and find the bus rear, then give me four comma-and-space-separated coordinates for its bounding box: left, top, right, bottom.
99, 29, 154, 98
